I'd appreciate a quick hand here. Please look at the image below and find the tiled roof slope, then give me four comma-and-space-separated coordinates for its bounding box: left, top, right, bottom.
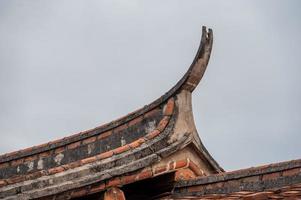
0, 26, 222, 199
164, 159, 301, 199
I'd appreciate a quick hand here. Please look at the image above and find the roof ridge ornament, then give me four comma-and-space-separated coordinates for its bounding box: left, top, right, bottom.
0, 26, 214, 164
0, 26, 225, 200
181, 26, 213, 92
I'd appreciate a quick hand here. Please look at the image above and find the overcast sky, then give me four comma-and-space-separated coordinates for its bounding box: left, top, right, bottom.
0, 0, 300, 171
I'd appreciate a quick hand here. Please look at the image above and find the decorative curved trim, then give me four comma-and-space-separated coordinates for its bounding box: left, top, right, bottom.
0, 26, 213, 164
181, 26, 213, 92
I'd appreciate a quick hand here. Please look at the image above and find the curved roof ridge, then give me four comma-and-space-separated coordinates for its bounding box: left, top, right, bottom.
0, 26, 213, 164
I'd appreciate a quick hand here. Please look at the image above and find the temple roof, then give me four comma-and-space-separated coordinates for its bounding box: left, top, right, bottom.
0, 26, 223, 199
0, 26, 215, 165
0, 26, 300, 200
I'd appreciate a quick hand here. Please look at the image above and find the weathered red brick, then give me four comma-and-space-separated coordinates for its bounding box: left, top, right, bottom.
226, 180, 241, 188
81, 156, 97, 165
48, 137, 65, 145
255, 164, 272, 172
54, 147, 65, 154
242, 175, 260, 183
21, 146, 35, 154
189, 161, 204, 176
63, 160, 82, 170
128, 116, 143, 127
282, 190, 300, 197
11, 158, 23, 167
5, 150, 24, 159
136, 169, 152, 181
128, 138, 145, 149
121, 174, 137, 185
113, 145, 130, 155
24, 155, 38, 162
97, 130, 112, 140
283, 168, 300, 177
113, 123, 127, 133
175, 159, 188, 169
106, 177, 121, 187
154, 165, 168, 175
67, 141, 81, 150
48, 166, 65, 175
0, 180, 7, 187
262, 172, 281, 181
25, 170, 46, 180
156, 116, 170, 132
175, 168, 195, 181
211, 181, 224, 189
39, 150, 52, 158
164, 98, 175, 116
0, 162, 10, 169
144, 108, 161, 118
145, 130, 160, 140
244, 191, 272, 200
98, 151, 114, 160
83, 136, 96, 145
6, 176, 25, 184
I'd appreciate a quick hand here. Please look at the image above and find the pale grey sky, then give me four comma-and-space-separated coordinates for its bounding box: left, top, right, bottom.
0, 0, 300, 171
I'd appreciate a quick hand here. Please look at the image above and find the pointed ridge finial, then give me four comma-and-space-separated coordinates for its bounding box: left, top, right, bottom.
181, 26, 213, 92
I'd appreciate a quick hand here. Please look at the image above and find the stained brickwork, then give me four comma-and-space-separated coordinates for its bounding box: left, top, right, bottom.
38, 159, 201, 199
0, 97, 182, 199
0, 99, 175, 182
0, 27, 221, 200
1, 26, 296, 200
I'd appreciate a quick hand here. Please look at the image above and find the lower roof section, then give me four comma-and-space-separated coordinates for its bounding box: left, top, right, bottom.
168, 159, 301, 199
